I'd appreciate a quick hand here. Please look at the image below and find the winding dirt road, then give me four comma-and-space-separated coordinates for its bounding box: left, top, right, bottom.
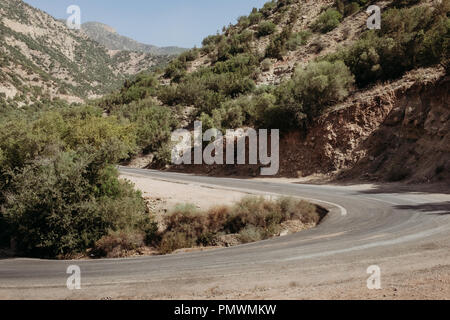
1, 168, 449, 299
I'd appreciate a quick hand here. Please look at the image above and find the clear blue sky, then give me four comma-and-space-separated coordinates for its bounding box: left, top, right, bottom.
23, 0, 268, 48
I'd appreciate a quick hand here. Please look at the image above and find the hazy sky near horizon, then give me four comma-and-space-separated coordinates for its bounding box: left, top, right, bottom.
23, 0, 268, 48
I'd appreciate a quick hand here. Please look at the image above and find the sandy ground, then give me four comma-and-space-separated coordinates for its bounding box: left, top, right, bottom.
120, 173, 250, 211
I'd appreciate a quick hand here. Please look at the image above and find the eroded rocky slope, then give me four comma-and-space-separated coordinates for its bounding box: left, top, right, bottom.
0, 0, 166, 106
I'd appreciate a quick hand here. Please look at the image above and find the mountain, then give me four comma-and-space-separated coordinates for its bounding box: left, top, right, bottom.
81, 22, 187, 56
0, 0, 169, 106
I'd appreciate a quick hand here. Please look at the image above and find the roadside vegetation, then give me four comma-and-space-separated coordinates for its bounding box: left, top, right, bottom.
321, 2, 450, 87
157, 196, 324, 254
93, 196, 326, 257
103, 0, 448, 135
0, 103, 173, 258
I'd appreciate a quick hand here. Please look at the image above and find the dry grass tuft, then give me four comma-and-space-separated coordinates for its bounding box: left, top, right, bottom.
157, 196, 326, 253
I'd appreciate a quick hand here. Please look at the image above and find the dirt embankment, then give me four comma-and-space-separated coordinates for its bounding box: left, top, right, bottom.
283, 68, 449, 184
271, 68, 449, 183
337, 73, 449, 183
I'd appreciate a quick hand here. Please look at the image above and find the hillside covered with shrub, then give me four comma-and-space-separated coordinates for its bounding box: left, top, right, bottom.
102, 0, 448, 179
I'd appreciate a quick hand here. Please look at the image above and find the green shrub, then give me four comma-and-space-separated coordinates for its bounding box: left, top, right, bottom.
133, 105, 176, 154
345, 2, 361, 16
213, 53, 258, 74
163, 50, 199, 81
157, 196, 323, 253
237, 30, 254, 44
239, 226, 264, 243
1, 152, 150, 258
164, 60, 187, 82
311, 8, 343, 33
266, 36, 287, 59
331, 32, 389, 87
292, 60, 354, 119
237, 16, 250, 28
265, 26, 295, 59
159, 231, 195, 254
100, 73, 159, 107
163, 66, 256, 115
249, 10, 264, 25
252, 92, 295, 129
335, 0, 366, 16
0, 106, 162, 258
157, 84, 181, 106
64, 115, 137, 160
286, 31, 312, 51
257, 21, 277, 37
178, 49, 199, 63
213, 100, 246, 129
202, 34, 223, 47
93, 231, 145, 258
327, 4, 449, 87
261, 58, 272, 71
261, 1, 277, 17
271, 60, 354, 130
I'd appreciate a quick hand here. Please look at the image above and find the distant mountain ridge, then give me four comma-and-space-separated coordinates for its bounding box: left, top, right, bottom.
81, 22, 187, 56
0, 0, 170, 106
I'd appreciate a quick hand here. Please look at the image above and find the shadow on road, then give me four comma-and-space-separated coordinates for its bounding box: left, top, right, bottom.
355, 182, 450, 195
393, 201, 450, 215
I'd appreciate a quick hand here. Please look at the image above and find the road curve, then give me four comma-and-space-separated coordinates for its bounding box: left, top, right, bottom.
1, 168, 449, 299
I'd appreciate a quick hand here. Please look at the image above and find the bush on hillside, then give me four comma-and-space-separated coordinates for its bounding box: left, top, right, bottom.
345, 2, 361, 16
325, 4, 449, 87
158, 54, 257, 116
269, 60, 354, 131
261, 58, 272, 71
286, 31, 312, 51
158, 197, 322, 253
257, 21, 277, 37
292, 60, 354, 119
1, 152, 152, 258
311, 8, 343, 33
265, 26, 295, 59
261, 1, 277, 17
237, 16, 251, 28
202, 34, 223, 47
335, 0, 368, 16
249, 10, 264, 25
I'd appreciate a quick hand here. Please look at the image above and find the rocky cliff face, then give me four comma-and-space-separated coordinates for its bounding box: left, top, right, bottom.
340, 71, 449, 183
278, 67, 449, 183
